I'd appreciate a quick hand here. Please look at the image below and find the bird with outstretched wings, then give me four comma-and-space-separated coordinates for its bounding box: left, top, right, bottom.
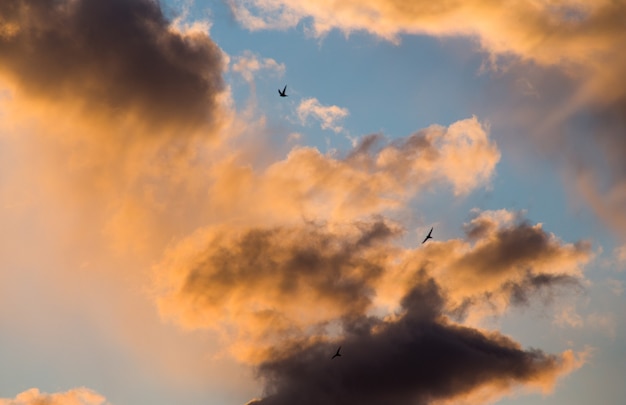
422, 227, 433, 244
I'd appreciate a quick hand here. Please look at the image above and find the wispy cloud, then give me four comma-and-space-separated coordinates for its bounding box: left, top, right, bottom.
233, 50, 286, 83
297, 98, 349, 133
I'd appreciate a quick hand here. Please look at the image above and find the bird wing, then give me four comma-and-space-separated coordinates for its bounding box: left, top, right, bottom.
283, 85, 287, 92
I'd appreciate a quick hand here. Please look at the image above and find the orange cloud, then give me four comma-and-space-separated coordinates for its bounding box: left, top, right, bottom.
204, 116, 498, 227
154, 209, 591, 364
246, 277, 590, 405
378, 209, 592, 321
229, 0, 626, 240
0, 388, 109, 405
230, 0, 626, 101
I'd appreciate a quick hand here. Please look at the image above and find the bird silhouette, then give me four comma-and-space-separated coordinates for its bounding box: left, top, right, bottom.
422, 227, 433, 244
278, 85, 288, 97
331, 346, 342, 359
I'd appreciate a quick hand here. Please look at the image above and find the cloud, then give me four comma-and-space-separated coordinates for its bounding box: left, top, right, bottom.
154, 208, 591, 367
0, 3, 595, 403
0, 388, 109, 405
0, 0, 226, 135
233, 50, 286, 83
228, 0, 626, 243
612, 244, 626, 271
247, 277, 587, 405
229, 0, 626, 99
377, 209, 591, 322
297, 98, 349, 133
203, 116, 499, 227
155, 219, 402, 361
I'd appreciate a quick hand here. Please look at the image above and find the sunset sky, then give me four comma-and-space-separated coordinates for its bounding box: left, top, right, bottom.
1, 1, 625, 404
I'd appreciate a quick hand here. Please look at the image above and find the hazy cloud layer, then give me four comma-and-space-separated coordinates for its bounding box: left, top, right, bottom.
0, 0, 225, 134
0, 388, 109, 405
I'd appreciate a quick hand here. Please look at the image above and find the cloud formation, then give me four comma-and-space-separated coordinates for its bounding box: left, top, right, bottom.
0, 0, 226, 135
247, 276, 587, 405
0, 388, 109, 405
297, 98, 349, 133
155, 208, 591, 374
204, 116, 499, 227
233, 50, 286, 84
0, 2, 596, 404
229, 0, 626, 97
229, 0, 626, 239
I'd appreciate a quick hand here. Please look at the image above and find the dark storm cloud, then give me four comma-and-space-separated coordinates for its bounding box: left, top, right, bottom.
0, 0, 224, 132
249, 276, 576, 405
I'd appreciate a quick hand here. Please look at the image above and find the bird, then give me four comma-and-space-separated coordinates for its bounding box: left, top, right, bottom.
278, 85, 288, 97
422, 227, 433, 244
331, 346, 342, 359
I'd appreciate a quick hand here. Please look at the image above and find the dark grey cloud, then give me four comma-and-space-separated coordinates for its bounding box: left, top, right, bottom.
0, 0, 224, 133
249, 276, 571, 405
458, 214, 590, 279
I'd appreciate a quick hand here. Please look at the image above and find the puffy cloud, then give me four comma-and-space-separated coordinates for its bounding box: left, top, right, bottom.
247, 278, 588, 405
154, 208, 592, 367
0, 388, 109, 405
297, 98, 349, 133
229, 0, 626, 240
0, 0, 226, 135
155, 219, 402, 361
205, 116, 499, 226
375, 209, 591, 321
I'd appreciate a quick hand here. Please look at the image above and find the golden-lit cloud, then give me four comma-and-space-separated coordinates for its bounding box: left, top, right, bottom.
0, 388, 109, 405
0, 2, 596, 404
229, 0, 626, 240
154, 208, 592, 370
229, 0, 626, 100
204, 116, 499, 227
246, 277, 589, 405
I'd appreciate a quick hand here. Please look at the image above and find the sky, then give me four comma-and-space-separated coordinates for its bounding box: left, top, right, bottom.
0, 1, 625, 404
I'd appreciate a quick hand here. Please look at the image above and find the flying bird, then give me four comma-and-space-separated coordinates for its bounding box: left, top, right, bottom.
331, 346, 342, 359
278, 85, 288, 97
422, 227, 433, 244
